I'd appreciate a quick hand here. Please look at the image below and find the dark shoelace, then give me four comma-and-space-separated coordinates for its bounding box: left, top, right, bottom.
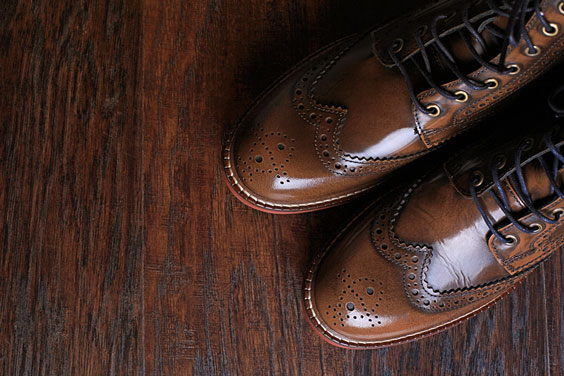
469, 85, 564, 245
389, 0, 554, 116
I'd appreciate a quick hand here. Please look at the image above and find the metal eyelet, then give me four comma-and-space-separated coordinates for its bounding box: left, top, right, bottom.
529, 223, 543, 233
494, 154, 506, 169
425, 104, 441, 117
521, 137, 535, 151
552, 208, 564, 220
559, 2, 564, 14
392, 38, 404, 53
524, 45, 541, 57
506, 64, 521, 75
485, 78, 499, 89
454, 90, 469, 103
472, 170, 484, 187
504, 235, 518, 245
542, 23, 559, 37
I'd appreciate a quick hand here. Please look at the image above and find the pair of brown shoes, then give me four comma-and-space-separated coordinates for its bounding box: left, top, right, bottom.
223, 0, 564, 348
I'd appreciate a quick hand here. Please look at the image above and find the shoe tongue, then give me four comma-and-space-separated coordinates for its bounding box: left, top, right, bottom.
444, 15, 507, 66
408, 11, 518, 93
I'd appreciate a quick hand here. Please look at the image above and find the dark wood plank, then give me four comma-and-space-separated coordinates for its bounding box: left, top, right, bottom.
140, 1, 564, 374
0, 1, 144, 375
3, 0, 564, 374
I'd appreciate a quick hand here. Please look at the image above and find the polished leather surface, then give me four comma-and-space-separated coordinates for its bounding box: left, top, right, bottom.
305, 123, 564, 348
224, 0, 564, 212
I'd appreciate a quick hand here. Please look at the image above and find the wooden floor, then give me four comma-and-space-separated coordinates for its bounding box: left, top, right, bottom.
2, 0, 564, 374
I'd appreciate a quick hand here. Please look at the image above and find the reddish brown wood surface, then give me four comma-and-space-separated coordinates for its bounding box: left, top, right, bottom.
2, 0, 564, 374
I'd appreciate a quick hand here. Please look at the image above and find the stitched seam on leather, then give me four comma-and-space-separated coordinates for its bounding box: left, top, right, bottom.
419, 13, 564, 145
305, 186, 531, 347
222, 36, 380, 210
291, 34, 414, 171
442, 31, 564, 137
383, 176, 526, 311
305, 280, 523, 348
303, 34, 427, 164
491, 204, 564, 273
446, 138, 564, 198
421, 11, 541, 135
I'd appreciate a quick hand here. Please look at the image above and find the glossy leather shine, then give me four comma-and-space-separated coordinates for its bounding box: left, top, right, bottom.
224, 0, 564, 213
305, 122, 564, 348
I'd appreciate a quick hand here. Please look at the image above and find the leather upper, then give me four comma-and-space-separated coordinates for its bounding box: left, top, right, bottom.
305, 120, 564, 348
224, 0, 564, 212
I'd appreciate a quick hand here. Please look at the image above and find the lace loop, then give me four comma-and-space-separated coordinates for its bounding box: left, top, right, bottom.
388, 0, 550, 114
470, 126, 564, 244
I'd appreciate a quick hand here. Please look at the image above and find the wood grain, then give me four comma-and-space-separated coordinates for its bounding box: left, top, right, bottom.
2, 0, 564, 374
1, 0, 144, 375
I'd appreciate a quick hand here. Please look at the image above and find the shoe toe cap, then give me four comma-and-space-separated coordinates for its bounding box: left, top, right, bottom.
305, 203, 514, 348
224, 38, 378, 212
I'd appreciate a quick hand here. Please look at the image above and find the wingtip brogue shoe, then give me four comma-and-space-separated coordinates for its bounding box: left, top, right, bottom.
224, 0, 564, 213
305, 84, 564, 348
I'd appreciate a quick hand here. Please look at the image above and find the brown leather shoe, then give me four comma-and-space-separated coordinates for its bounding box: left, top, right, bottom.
224, 0, 564, 213
304, 86, 564, 348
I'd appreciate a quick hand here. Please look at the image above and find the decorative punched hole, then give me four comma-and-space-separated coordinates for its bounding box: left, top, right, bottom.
542, 23, 559, 37
408, 273, 415, 280
346, 302, 355, 311
298, 103, 305, 110
277, 143, 285, 150
381, 244, 388, 250
335, 163, 342, 169
320, 134, 327, 141
485, 78, 499, 89
367, 287, 374, 295
310, 113, 317, 120
559, 1, 564, 14
411, 256, 419, 263
326, 117, 333, 124
323, 150, 330, 157
295, 89, 302, 95
255, 155, 263, 163
472, 170, 484, 187
529, 223, 542, 234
